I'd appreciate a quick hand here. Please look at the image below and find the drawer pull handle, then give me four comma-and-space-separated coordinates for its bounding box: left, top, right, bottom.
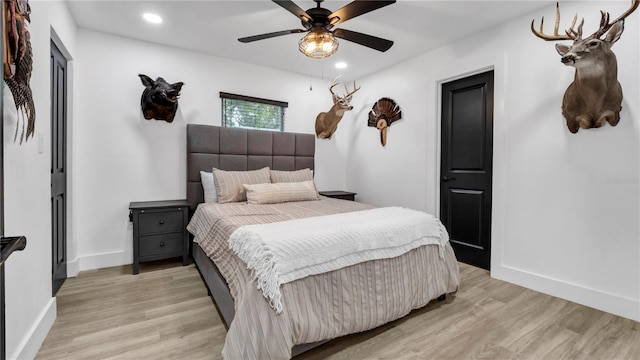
159, 220, 165, 225
160, 242, 165, 247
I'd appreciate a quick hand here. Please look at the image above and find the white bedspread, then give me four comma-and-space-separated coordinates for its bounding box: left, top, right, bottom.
228, 206, 449, 313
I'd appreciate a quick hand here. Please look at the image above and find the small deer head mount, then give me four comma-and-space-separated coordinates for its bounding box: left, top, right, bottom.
315, 76, 360, 139
139, 74, 184, 123
368, 98, 402, 146
531, 0, 638, 133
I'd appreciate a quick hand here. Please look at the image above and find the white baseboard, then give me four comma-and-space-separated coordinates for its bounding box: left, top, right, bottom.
493, 265, 640, 322
78, 250, 130, 271
67, 257, 79, 277
11, 298, 57, 360
10, 251, 128, 359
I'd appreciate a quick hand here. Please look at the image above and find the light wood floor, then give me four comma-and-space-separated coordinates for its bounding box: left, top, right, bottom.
36, 260, 639, 360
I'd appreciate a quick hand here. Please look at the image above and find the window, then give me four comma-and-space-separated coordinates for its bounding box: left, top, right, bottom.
220, 92, 287, 131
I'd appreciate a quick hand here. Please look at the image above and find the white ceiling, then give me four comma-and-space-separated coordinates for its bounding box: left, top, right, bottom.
66, 0, 554, 81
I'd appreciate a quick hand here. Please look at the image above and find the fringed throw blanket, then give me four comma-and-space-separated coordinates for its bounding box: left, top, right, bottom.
228, 206, 449, 313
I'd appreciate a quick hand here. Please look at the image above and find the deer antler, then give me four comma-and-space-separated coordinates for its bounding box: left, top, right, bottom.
343, 81, 360, 99
328, 76, 360, 99
329, 76, 341, 99
531, 2, 584, 41
591, 0, 639, 39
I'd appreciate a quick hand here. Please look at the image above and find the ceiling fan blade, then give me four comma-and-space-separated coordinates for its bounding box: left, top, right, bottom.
329, 0, 396, 26
238, 29, 306, 43
333, 28, 393, 52
272, 0, 312, 25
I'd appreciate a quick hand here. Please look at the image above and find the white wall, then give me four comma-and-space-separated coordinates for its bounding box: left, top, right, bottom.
6, 3, 639, 358
3, 1, 77, 359
72, 29, 349, 271
344, 1, 639, 321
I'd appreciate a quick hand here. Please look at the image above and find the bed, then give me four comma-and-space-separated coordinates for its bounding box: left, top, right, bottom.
186, 124, 460, 359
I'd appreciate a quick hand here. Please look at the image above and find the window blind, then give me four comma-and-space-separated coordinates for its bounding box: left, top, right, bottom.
220, 92, 287, 131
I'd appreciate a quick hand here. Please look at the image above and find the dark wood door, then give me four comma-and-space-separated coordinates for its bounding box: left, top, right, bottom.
51, 41, 67, 295
440, 71, 494, 270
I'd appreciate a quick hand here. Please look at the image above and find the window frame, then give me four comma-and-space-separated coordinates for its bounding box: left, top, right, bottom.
220, 92, 288, 132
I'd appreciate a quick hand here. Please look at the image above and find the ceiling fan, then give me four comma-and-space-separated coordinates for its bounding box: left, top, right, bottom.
238, 0, 396, 59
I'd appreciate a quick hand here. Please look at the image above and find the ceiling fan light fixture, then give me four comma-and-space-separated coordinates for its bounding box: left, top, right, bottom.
298, 30, 339, 59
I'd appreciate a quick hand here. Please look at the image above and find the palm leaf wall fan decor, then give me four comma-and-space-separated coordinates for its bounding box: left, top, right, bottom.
368, 97, 401, 146
3, 0, 34, 144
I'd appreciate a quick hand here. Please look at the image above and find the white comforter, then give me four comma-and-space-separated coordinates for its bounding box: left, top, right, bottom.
228, 206, 450, 313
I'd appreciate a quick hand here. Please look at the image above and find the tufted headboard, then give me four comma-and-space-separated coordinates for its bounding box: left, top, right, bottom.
186, 124, 315, 209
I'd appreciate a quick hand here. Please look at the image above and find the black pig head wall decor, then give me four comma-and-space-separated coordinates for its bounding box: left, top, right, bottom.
138, 74, 184, 123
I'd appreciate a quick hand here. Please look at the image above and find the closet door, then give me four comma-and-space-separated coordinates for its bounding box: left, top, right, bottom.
440, 71, 494, 270
51, 41, 68, 295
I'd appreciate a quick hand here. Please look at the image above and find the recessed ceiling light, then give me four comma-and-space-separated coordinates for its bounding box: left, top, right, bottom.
335, 62, 347, 69
143, 13, 163, 24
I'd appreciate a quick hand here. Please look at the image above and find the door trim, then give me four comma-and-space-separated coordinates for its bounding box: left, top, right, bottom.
434, 65, 496, 270
50, 34, 77, 277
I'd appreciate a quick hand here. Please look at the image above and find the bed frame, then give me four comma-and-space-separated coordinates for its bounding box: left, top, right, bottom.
186, 124, 323, 356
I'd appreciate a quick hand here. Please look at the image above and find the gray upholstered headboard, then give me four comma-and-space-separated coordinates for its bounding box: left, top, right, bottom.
186, 124, 315, 209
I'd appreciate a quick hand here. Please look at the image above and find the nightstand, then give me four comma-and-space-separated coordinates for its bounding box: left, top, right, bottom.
129, 200, 190, 275
318, 191, 357, 201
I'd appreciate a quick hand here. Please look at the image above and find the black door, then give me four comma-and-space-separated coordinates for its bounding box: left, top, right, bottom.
51, 41, 67, 295
440, 71, 493, 270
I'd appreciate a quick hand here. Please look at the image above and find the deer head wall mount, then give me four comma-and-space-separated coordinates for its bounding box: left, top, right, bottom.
315, 76, 360, 139
531, 0, 638, 133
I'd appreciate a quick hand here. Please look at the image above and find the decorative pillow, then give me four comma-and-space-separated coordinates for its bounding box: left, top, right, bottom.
200, 171, 217, 203
244, 180, 320, 205
270, 168, 313, 183
212, 167, 271, 203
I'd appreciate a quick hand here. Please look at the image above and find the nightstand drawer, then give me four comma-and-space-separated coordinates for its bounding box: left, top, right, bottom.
138, 232, 184, 258
138, 210, 183, 234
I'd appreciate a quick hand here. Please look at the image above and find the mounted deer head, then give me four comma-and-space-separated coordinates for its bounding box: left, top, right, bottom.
531, 0, 638, 133
315, 76, 360, 139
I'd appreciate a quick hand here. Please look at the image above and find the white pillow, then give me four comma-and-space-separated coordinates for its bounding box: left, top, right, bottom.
200, 171, 217, 202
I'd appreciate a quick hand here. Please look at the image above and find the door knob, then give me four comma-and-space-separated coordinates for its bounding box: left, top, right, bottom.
441, 176, 456, 182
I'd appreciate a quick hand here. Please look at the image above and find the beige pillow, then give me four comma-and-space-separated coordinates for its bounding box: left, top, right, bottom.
212, 167, 271, 203
244, 180, 320, 205
270, 168, 313, 183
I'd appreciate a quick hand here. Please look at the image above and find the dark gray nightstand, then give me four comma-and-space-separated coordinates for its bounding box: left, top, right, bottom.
129, 200, 190, 275
319, 191, 357, 201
